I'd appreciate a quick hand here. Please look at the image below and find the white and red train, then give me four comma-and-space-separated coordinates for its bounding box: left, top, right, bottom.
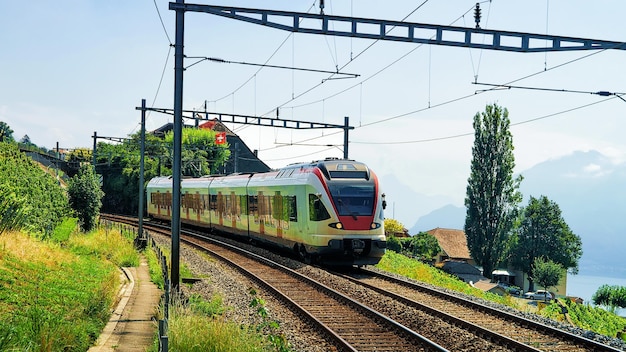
146, 158, 387, 266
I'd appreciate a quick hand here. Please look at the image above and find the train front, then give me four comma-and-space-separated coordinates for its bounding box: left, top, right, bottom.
307, 159, 387, 266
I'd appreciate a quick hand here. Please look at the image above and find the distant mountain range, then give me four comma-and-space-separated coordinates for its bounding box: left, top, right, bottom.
388, 150, 626, 278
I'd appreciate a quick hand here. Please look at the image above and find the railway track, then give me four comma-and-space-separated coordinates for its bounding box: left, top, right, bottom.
102, 214, 625, 351
104, 214, 445, 351
331, 269, 624, 352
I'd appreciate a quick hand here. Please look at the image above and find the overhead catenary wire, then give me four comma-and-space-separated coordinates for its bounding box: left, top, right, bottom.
175, 3, 625, 159
184, 56, 360, 78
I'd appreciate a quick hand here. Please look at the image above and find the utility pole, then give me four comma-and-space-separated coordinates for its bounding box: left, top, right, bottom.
171, 0, 185, 292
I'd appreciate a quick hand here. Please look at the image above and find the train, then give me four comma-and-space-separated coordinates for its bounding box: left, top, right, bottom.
146, 158, 387, 266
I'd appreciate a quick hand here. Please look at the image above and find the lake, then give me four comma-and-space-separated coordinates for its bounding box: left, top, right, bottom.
566, 273, 626, 317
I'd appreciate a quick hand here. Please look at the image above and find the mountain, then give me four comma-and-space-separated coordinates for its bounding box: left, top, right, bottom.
406, 150, 626, 278
378, 174, 455, 228
409, 204, 465, 234
518, 150, 626, 277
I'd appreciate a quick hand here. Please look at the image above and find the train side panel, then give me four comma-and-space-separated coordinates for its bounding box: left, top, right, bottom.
208, 174, 252, 238
245, 171, 307, 251
146, 177, 174, 222
180, 177, 212, 227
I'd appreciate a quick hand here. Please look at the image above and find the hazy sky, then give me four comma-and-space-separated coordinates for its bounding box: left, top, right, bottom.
2, 1, 625, 214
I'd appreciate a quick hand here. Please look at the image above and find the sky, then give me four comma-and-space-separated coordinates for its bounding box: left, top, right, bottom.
2, 1, 626, 224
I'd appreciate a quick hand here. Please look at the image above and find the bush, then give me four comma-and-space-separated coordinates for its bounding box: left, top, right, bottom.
0, 143, 69, 237
68, 164, 104, 231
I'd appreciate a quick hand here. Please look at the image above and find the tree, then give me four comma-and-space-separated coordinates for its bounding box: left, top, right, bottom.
406, 232, 441, 260
163, 127, 230, 176
464, 104, 522, 279
68, 165, 104, 231
592, 285, 626, 313
19, 134, 34, 146
0, 121, 14, 143
510, 195, 582, 291
532, 257, 563, 300
384, 218, 406, 237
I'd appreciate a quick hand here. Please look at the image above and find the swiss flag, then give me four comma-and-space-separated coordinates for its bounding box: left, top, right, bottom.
215, 131, 227, 145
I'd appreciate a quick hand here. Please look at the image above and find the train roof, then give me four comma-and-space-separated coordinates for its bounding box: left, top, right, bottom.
146, 158, 373, 188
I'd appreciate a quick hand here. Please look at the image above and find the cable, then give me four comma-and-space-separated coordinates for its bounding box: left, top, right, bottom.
204, 2, 317, 107
263, 146, 337, 162
129, 2, 174, 136
153, 0, 172, 45
351, 96, 617, 145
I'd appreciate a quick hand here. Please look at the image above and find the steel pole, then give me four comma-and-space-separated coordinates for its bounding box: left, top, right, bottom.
343, 116, 349, 159
171, 0, 185, 291
138, 99, 146, 242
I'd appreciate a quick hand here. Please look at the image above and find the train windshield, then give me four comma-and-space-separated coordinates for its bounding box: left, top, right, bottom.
328, 184, 375, 217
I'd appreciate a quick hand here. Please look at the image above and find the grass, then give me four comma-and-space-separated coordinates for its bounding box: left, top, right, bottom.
540, 297, 626, 338
0, 220, 139, 351
376, 250, 626, 339
376, 250, 517, 308
146, 248, 292, 352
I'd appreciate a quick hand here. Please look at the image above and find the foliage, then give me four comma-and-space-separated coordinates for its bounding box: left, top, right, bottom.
66, 147, 93, 163
406, 232, 441, 260
510, 195, 582, 290
96, 138, 161, 214
464, 103, 522, 279
386, 235, 402, 252
0, 229, 122, 351
0, 142, 69, 237
592, 285, 626, 313
19, 134, 35, 146
0, 187, 27, 235
531, 257, 563, 297
160, 292, 271, 352
68, 223, 140, 267
96, 127, 229, 215
163, 127, 231, 176
249, 288, 292, 352
379, 250, 626, 339
68, 164, 104, 231
376, 251, 515, 307
385, 232, 441, 261
540, 298, 626, 338
384, 218, 406, 236
0, 121, 15, 142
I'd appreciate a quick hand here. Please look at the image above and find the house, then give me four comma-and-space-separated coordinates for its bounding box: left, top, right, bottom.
440, 260, 484, 284
427, 227, 568, 298
152, 119, 271, 174
426, 228, 475, 266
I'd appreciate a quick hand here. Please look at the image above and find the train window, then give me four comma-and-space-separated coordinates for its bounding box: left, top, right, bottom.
328, 184, 375, 216
309, 194, 330, 221
286, 196, 297, 222
248, 195, 258, 216
329, 171, 367, 179
209, 194, 218, 211
272, 192, 283, 221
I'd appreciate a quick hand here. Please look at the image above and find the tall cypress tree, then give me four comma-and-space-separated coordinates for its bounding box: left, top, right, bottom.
464, 104, 522, 279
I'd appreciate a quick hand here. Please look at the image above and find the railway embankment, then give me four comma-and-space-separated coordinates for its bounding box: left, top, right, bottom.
0, 222, 144, 351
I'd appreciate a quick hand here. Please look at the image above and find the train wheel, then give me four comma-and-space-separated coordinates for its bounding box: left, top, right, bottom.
297, 244, 311, 264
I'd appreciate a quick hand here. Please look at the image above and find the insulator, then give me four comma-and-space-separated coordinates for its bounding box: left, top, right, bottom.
474, 3, 482, 29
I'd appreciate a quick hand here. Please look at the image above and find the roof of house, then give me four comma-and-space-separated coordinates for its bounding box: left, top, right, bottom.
472, 280, 503, 294
440, 260, 487, 285
427, 227, 472, 260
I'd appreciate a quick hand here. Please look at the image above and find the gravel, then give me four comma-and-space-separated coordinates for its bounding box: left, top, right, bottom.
152, 232, 626, 351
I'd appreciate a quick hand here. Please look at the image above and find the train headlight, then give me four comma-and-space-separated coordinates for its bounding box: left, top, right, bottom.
328, 222, 343, 229
370, 222, 381, 229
